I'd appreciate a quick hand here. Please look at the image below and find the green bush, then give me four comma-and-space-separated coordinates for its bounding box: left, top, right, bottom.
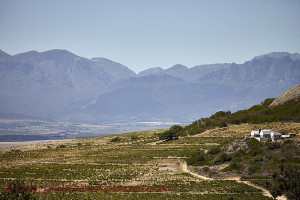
186, 150, 206, 166
253, 155, 263, 162
202, 167, 210, 172
267, 164, 300, 200
233, 149, 245, 157
110, 136, 121, 142
131, 135, 138, 141
207, 146, 221, 155
208, 171, 218, 177
223, 162, 244, 172
267, 142, 281, 150
248, 165, 262, 175
56, 144, 66, 149
159, 125, 182, 141
210, 153, 231, 165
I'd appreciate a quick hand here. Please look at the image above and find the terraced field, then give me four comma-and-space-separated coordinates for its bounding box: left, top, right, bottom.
1, 123, 298, 199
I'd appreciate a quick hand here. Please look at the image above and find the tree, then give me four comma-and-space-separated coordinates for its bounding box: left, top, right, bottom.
159, 130, 178, 141
159, 125, 182, 141
110, 136, 121, 142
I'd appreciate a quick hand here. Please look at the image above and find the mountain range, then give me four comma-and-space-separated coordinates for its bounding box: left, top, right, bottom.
0, 49, 299, 124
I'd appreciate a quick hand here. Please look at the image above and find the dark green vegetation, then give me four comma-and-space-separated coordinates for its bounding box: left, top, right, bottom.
267, 164, 300, 200
110, 136, 121, 142
158, 125, 182, 141
177, 98, 300, 136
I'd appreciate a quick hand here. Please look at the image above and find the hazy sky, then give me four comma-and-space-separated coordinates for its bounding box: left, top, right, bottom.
1, 0, 300, 72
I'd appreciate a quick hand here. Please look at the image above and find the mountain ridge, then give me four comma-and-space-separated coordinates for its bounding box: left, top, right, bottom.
0, 49, 299, 123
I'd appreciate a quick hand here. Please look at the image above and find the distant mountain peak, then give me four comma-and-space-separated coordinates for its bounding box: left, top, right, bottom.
0, 50, 12, 60
251, 52, 300, 61
41, 49, 80, 59
91, 57, 110, 61
91, 57, 132, 71
13, 49, 80, 63
138, 67, 164, 76
167, 64, 188, 71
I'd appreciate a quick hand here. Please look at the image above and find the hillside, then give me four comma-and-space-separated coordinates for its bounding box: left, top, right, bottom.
176, 92, 300, 137
270, 84, 300, 106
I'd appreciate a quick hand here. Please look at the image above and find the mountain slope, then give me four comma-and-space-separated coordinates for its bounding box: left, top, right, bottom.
0, 50, 135, 121
270, 84, 300, 106
0, 49, 299, 123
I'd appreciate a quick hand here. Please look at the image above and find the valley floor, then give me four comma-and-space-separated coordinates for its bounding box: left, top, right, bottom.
0, 122, 299, 199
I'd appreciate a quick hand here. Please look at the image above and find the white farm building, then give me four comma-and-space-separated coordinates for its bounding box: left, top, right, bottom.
250, 129, 282, 142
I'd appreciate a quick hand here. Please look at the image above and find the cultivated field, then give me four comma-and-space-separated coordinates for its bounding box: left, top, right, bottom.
1, 122, 299, 199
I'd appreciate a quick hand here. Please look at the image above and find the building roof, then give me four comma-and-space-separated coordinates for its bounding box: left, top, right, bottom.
272, 131, 282, 135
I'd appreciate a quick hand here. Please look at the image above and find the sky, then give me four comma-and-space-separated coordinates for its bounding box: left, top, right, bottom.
0, 0, 300, 73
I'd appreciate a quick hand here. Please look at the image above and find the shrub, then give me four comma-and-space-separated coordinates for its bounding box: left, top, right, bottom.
202, 167, 210, 172
267, 164, 300, 200
56, 144, 66, 149
248, 165, 262, 175
208, 171, 218, 177
186, 150, 206, 166
210, 153, 232, 165
219, 121, 227, 127
223, 162, 244, 172
159, 130, 178, 141
207, 146, 221, 155
131, 135, 138, 141
248, 148, 263, 157
267, 142, 281, 150
253, 155, 263, 162
110, 136, 121, 142
233, 149, 245, 157
159, 125, 182, 141
283, 139, 293, 144
247, 138, 262, 149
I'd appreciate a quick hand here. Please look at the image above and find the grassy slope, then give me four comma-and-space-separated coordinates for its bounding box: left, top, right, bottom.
178, 98, 300, 136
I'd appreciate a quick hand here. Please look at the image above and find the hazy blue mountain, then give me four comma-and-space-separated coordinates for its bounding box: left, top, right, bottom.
138, 67, 164, 76
0, 50, 12, 60
91, 57, 136, 81
202, 53, 300, 82
0, 49, 299, 124
0, 49, 135, 121
89, 52, 300, 122
250, 52, 300, 61
138, 63, 230, 82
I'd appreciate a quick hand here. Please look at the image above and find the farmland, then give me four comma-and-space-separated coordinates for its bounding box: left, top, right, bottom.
1, 122, 298, 199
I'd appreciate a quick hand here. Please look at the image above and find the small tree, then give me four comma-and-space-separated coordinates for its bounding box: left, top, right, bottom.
159, 125, 182, 141
110, 136, 121, 142
186, 150, 206, 166
159, 130, 178, 141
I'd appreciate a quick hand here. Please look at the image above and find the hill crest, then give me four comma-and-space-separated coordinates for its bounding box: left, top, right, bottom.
270, 84, 300, 106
